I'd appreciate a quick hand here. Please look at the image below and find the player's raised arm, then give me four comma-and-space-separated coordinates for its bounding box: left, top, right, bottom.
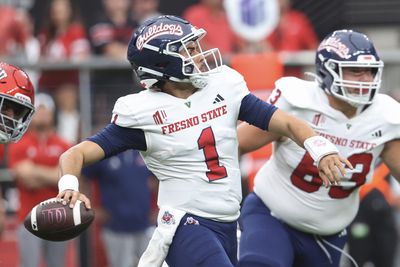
268, 109, 315, 148
237, 121, 281, 155
238, 92, 352, 186
57, 140, 105, 209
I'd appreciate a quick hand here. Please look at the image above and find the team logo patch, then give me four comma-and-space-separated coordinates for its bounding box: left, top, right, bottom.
136, 23, 184, 50
319, 37, 350, 58
153, 110, 167, 125
184, 217, 199, 226
161, 211, 176, 225
312, 113, 325, 126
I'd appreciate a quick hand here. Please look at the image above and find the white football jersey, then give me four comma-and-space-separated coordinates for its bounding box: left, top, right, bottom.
254, 77, 400, 235
112, 65, 249, 222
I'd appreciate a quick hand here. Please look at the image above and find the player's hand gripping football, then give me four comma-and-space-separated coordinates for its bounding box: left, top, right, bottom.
318, 154, 353, 188
57, 190, 92, 209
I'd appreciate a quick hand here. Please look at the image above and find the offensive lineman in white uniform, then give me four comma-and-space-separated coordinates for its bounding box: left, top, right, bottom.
55, 16, 350, 267
237, 30, 400, 267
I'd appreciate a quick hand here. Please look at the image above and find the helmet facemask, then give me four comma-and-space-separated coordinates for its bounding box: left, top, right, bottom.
166, 28, 223, 88
0, 94, 34, 143
324, 58, 383, 107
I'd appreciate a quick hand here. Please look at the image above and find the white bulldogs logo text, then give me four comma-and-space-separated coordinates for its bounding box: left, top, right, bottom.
136, 23, 184, 49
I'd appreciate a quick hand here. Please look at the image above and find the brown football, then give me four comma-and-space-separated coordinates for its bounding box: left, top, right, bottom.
24, 198, 94, 241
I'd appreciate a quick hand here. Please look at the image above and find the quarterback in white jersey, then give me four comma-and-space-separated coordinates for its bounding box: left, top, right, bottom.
55, 16, 349, 267
113, 64, 250, 222
238, 30, 400, 267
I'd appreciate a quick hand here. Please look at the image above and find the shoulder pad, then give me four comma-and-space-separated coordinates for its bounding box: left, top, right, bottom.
274, 77, 319, 109
208, 65, 249, 98
212, 65, 245, 86
374, 94, 400, 124
112, 91, 150, 127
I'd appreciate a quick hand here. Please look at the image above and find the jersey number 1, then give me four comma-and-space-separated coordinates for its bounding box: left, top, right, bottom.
198, 127, 227, 181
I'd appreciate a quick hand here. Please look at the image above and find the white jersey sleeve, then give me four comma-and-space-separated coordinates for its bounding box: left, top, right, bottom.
112, 65, 249, 222
112, 96, 139, 127
254, 76, 400, 235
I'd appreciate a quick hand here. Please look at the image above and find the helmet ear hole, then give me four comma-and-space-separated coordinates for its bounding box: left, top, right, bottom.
328, 62, 337, 72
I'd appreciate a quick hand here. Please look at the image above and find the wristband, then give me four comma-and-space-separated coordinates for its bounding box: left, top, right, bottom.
58, 174, 79, 193
304, 136, 338, 167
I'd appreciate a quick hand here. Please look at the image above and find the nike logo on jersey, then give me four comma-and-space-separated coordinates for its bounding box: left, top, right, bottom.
213, 94, 225, 104
184, 101, 191, 108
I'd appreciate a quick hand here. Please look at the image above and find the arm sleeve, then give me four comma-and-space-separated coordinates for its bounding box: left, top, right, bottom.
87, 123, 147, 158
238, 93, 278, 130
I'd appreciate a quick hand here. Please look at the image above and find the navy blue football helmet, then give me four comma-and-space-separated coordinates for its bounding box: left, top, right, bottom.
127, 15, 222, 89
315, 30, 383, 107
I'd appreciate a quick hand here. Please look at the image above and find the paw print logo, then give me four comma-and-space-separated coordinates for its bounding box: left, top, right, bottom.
184, 217, 199, 226
161, 211, 175, 225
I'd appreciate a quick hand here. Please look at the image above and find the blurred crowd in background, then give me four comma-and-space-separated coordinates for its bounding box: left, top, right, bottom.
1, 0, 400, 267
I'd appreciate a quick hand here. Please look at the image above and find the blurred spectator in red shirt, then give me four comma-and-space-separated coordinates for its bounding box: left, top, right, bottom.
8, 93, 72, 267
266, 0, 318, 77
36, 0, 88, 149
131, 0, 161, 26
182, 0, 242, 57
90, 0, 137, 60
234, 0, 318, 77
266, 0, 318, 52
38, 0, 90, 92
0, 4, 40, 86
0, 5, 28, 57
89, 0, 139, 127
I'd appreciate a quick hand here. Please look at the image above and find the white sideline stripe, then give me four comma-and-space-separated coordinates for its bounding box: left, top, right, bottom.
73, 200, 82, 225
31, 206, 38, 231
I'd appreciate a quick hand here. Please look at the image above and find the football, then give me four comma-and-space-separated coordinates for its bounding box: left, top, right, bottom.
24, 198, 95, 241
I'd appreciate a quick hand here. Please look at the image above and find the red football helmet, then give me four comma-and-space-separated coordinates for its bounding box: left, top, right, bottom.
0, 62, 35, 143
